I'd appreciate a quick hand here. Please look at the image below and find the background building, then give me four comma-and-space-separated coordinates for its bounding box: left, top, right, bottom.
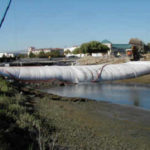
102, 39, 132, 55
28, 47, 64, 56
0, 52, 14, 58
101, 40, 112, 50
64, 46, 79, 53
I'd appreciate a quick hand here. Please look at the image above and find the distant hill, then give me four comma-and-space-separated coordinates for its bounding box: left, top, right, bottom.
9, 50, 28, 55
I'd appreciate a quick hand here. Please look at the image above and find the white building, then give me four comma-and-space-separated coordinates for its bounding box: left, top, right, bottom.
28, 47, 64, 56
64, 46, 79, 53
101, 40, 112, 55
0, 53, 14, 58
101, 40, 112, 50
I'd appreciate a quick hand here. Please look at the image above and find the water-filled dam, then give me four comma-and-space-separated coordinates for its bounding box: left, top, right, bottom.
0, 61, 150, 83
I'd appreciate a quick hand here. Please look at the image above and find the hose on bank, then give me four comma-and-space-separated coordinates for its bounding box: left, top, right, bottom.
92, 64, 108, 82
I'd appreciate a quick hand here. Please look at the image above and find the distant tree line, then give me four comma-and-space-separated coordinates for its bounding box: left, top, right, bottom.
29, 51, 64, 58
0, 55, 17, 62
73, 41, 109, 55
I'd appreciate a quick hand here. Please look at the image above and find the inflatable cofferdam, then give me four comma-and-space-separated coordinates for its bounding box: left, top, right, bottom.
0, 61, 150, 83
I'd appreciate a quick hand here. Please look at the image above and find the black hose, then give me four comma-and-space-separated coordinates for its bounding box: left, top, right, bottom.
0, 0, 12, 29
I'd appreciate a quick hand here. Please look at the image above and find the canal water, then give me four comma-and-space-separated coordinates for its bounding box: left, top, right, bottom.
43, 83, 150, 110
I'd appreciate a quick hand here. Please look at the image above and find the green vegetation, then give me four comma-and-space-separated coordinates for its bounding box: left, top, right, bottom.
0, 78, 56, 150
29, 51, 63, 58
147, 43, 150, 50
64, 49, 71, 54
0, 55, 16, 63
73, 41, 109, 55
18, 54, 28, 58
0, 78, 12, 92
144, 43, 150, 53
72, 47, 82, 54
129, 38, 150, 54
0, 78, 37, 149
0, 77, 150, 149
29, 52, 36, 58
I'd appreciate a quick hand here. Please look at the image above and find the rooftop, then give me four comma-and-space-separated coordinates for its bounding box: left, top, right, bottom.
101, 40, 112, 44
112, 44, 132, 49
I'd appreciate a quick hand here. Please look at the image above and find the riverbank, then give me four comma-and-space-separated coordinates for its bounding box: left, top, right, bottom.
1, 78, 150, 149
26, 88, 150, 149
17, 87, 150, 149
35, 96, 150, 150
113, 74, 150, 85
77, 53, 150, 65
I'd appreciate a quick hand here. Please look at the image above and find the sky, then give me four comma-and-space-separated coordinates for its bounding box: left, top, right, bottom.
0, 0, 150, 52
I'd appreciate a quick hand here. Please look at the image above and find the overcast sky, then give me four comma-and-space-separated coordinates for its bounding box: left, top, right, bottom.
0, 0, 150, 52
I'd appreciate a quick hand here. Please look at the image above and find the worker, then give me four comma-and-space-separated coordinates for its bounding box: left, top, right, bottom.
132, 46, 140, 61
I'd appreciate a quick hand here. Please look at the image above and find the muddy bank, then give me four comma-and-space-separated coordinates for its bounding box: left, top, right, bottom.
22, 87, 150, 124
113, 74, 150, 85
4, 76, 149, 149
20, 87, 150, 149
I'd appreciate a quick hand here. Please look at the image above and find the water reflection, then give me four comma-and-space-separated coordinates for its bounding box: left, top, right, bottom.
44, 83, 150, 110
130, 86, 140, 107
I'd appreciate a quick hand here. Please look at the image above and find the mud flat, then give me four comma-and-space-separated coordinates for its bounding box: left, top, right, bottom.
2, 77, 149, 149
21, 87, 150, 150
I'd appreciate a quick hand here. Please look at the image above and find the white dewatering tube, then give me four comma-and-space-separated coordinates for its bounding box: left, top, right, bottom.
0, 61, 150, 83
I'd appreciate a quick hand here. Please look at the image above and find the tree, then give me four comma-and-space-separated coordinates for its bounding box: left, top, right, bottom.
72, 48, 82, 54
129, 38, 143, 46
29, 52, 36, 58
147, 43, 150, 52
73, 41, 109, 55
129, 38, 144, 52
143, 43, 150, 53
18, 54, 28, 58
100, 44, 110, 53
33, 51, 62, 58
144, 44, 149, 53
64, 49, 71, 54
50, 51, 61, 57
38, 51, 46, 58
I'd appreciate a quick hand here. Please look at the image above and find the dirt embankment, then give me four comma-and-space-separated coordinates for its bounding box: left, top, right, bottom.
77, 53, 150, 65
143, 53, 150, 61
113, 74, 150, 85
77, 56, 130, 65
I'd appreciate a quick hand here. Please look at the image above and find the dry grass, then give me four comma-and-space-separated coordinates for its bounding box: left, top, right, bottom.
77, 56, 130, 65
77, 53, 150, 65
143, 53, 150, 61
114, 74, 150, 84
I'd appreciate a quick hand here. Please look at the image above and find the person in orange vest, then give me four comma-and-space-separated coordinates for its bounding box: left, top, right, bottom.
126, 50, 132, 56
